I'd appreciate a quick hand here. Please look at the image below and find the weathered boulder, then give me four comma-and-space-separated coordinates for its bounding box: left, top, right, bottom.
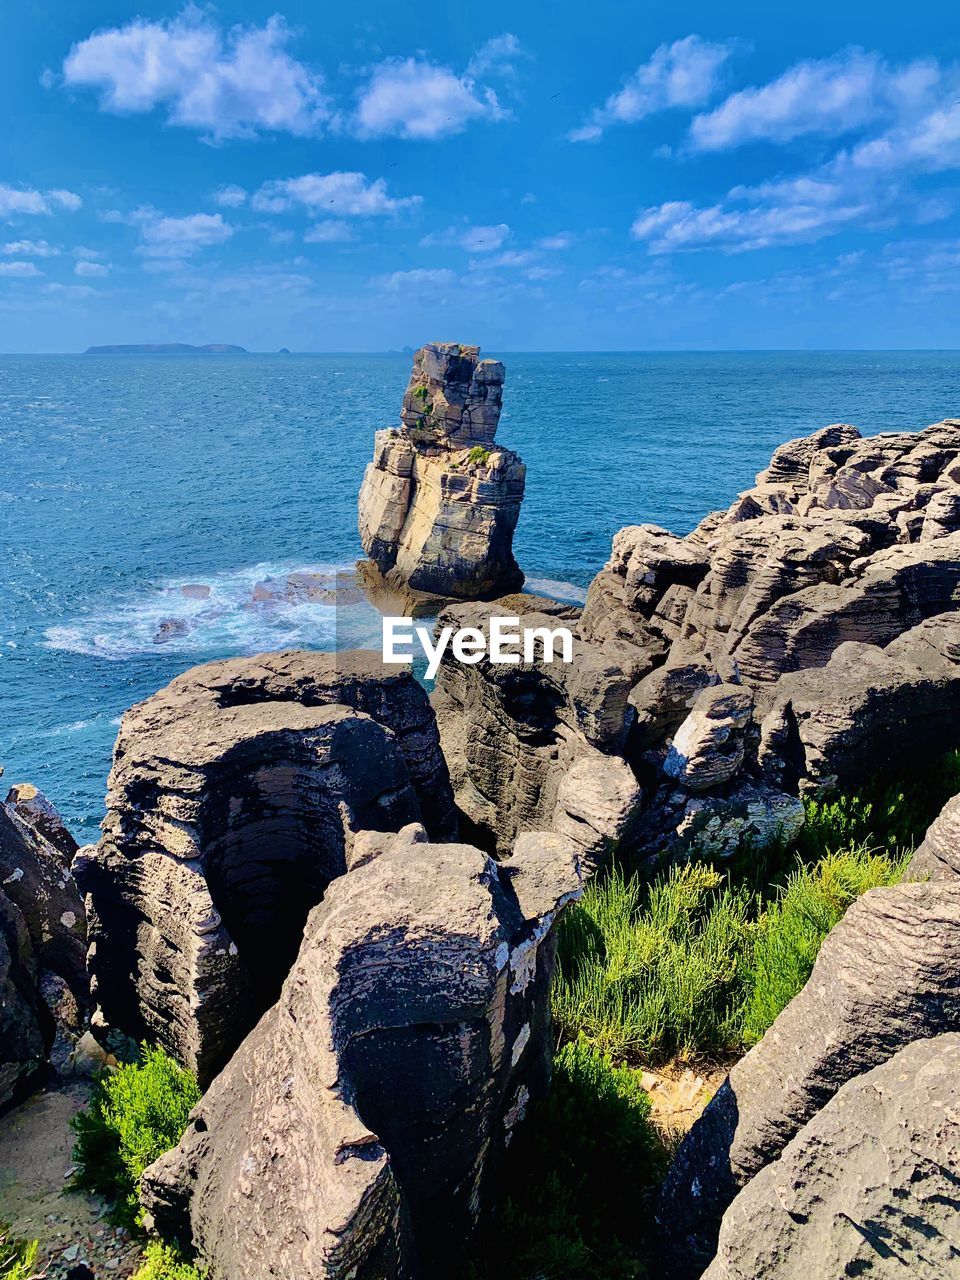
663, 684, 754, 791
142, 829, 582, 1279
578, 524, 710, 678
432, 600, 639, 863
0, 885, 46, 1107
0, 800, 86, 1010
358, 343, 525, 601
659, 879, 960, 1277
75, 650, 456, 1084
4, 782, 78, 862
756, 611, 960, 794
703, 1034, 960, 1280
910, 790, 960, 880
632, 777, 803, 864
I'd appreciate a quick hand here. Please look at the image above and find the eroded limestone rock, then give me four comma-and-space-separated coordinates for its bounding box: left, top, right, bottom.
75, 650, 456, 1084
659, 879, 960, 1277
358, 343, 525, 601
142, 830, 582, 1279
432, 600, 639, 863
703, 1035, 960, 1280
910, 790, 960, 880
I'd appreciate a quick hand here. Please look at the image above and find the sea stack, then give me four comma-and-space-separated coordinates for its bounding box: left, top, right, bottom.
357, 342, 525, 601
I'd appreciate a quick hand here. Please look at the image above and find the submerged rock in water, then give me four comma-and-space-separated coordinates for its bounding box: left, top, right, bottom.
75, 649, 457, 1085
358, 342, 525, 601
153, 617, 190, 644
142, 828, 582, 1280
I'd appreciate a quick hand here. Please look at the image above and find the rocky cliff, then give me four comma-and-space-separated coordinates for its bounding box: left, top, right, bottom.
142, 827, 581, 1279
434, 418, 960, 865
75, 650, 457, 1085
358, 343, 525, 601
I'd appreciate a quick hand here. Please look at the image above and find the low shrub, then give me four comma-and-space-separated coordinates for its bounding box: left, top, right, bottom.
467, 445, 491, 466
554, 864, 751, 1062
469, 1036, 664, 1279
741, 845, 907, 1044
0, 1225, 41, 1280
132, 1242, 206, 1280
71, 1044, 201, 1227
554, 848, 907, 1063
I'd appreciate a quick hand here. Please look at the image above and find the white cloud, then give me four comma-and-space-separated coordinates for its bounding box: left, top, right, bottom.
0, 184, 82, 218
421, 223, 511, 252
467, 34, 526, 79
537, 233, 575, 250
352, 57, 506, 140
373, 267, 457, 291
689, 49, 940, 151
251, 171, 421, 216
2, 239, 59, 257
42, 282, 96, 298
73, 245, 103, 260
128, 208, 234, 259
214, 184, 248, 208
846, 100, 960, 174
62, 9, 329, 141
75, 260, 110, 276
303, 220, 354, 243
0, 261, 42, 277
569, 36, 734, 141
630, 193, 868, 253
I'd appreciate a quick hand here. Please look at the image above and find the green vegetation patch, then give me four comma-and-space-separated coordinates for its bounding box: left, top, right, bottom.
467, 445, 492, 466
71, 1044, 201, 1228
132, 1242, 206, 1280
0, 1224, 41, 1280
468, 1037, 665, 1279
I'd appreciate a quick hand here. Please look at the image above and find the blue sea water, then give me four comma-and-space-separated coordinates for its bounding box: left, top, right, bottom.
3, 350, 960, 843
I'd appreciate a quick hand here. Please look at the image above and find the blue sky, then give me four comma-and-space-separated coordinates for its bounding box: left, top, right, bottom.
1, 0, 959, 351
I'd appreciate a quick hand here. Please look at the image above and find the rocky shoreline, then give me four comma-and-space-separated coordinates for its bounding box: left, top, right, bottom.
3, 345, 960, 1277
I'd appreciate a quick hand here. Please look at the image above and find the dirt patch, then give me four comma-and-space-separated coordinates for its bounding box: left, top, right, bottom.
0, 1080, 145, 1278
639, 1061, 730, 1149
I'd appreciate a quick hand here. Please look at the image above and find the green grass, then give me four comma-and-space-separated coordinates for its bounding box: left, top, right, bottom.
0, 1226, 41, 1280
468, 445, 492, 466
741, 847, 907, 1044
468, 1037, 665, 1279
71, 1044, 201, 1228
553, 843, 908, 1064
132, 1242, 206, 1280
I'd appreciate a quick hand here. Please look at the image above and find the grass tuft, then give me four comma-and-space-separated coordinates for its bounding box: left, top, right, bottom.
132, 1242, 205, 1280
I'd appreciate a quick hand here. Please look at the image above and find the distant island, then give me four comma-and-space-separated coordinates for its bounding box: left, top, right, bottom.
85, 343, 247, 354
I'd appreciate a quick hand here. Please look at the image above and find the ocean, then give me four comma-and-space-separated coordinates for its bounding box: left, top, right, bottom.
3, 350, 960, 843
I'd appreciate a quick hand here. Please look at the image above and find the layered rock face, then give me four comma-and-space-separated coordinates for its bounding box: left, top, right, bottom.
358, 343, 525, 600
702, 1034, 960, 1280
432, 597, 640, 863
142, 828, 582, 1279
659, 878, 960, 1277
0, 784, 86, 1102
75, 650, 457, 1084
437, 419, 960, 867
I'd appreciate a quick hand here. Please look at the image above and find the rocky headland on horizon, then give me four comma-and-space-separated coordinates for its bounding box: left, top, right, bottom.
2, 342, 960, 1279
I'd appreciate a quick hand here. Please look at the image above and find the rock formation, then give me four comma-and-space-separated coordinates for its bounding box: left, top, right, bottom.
659, 878, 960, 1277
358, 343, 525, 601
142, 827, 582, 1279
75, 650, 457, 1085
0, 783, 86, 1102
434, 419, 960, 867
431, 596, 640, 863
702, 1034, 960, 1280
909, 788, 960, 880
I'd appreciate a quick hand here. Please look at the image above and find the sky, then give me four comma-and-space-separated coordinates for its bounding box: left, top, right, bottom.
1, 0, 960, 351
